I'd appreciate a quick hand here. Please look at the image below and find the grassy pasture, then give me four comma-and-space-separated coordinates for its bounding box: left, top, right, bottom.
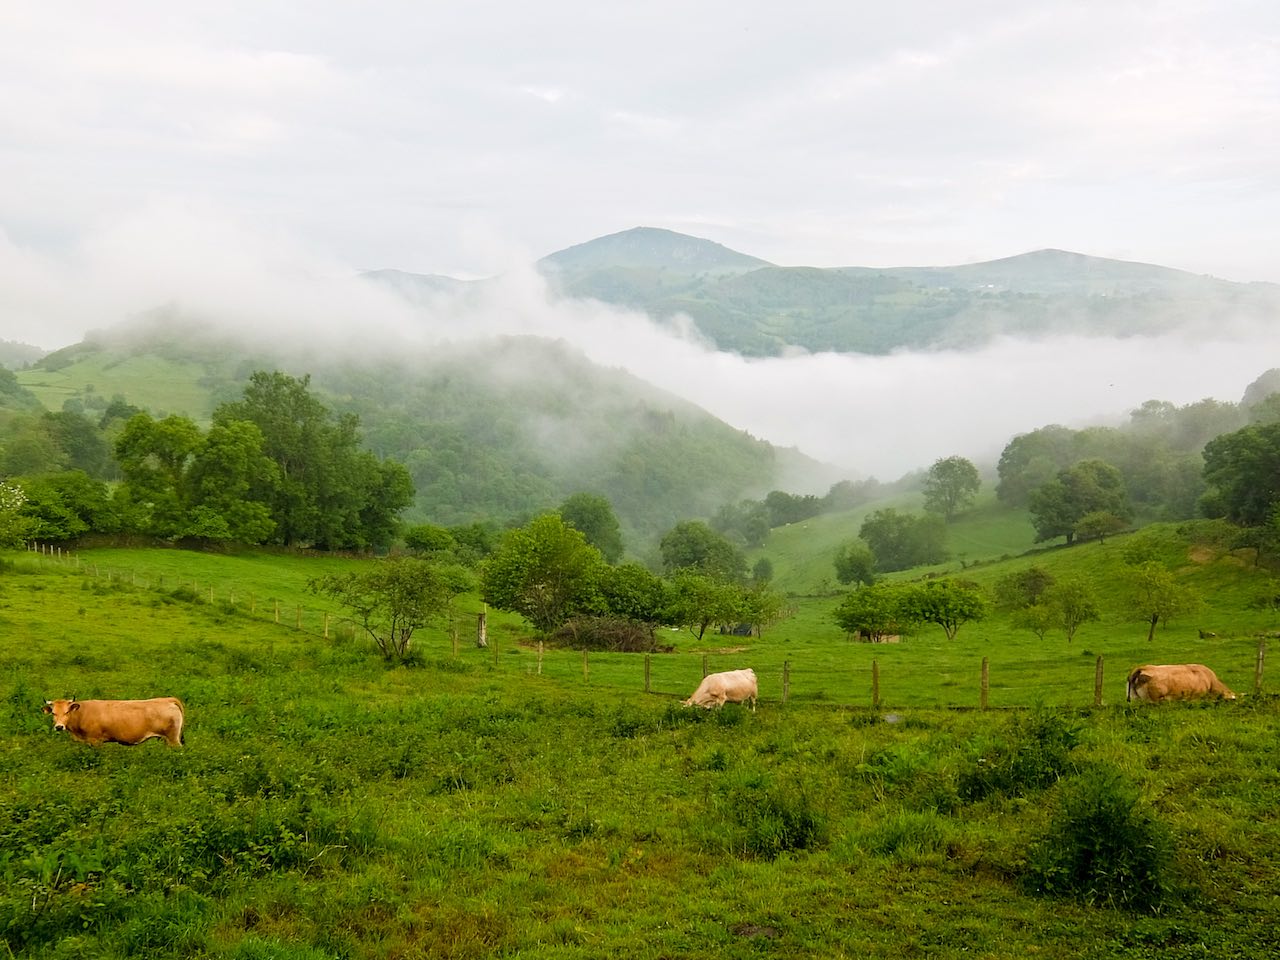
2, 547, 1279, 958
16, 353, 223, 423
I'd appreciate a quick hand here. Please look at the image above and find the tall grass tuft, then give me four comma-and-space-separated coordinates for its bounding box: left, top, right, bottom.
959, 705, 1081, 801
1023, 764, 1174, 911
713, 773, 827, 859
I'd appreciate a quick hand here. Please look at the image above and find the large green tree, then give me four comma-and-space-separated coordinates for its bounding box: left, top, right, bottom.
18, 471, 117, 541
1201, 420, 1280, 527
658, 520, 747, 581
858, 508, 947, 572
923, 455, 981, 522
114, 413, 278, 544
1029, 459, 1130, 545
480, 513, 605, 634
213, 370, 413, 549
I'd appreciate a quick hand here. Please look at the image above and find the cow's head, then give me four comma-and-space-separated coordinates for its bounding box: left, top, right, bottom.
42, 698, 79, 732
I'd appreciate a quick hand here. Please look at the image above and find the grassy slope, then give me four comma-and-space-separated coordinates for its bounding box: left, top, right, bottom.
16, 353, 221, 421
1, 549, 1277, 958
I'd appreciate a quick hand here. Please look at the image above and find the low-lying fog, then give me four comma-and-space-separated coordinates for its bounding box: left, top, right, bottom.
3, 207, 1274, 481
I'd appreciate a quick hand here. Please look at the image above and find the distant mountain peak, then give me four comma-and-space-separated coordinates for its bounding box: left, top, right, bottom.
539, 226, 772, 275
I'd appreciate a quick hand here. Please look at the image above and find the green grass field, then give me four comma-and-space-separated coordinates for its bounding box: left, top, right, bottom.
3, 538, 1279, 958
16, 352, 221, 422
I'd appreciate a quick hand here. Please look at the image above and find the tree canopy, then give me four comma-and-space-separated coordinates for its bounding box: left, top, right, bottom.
1029, 459, 1131, 545
858, 509, 947, 572
213, 370, 413, 549
480, 513, 606, 634
923, 455, 981, 522
1201, 420, 1280, 527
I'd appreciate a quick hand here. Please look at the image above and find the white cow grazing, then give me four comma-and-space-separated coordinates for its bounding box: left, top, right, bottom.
683, 668, 758, 711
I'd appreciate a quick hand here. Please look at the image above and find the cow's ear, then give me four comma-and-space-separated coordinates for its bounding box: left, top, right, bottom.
68, 702, 81, 713
42, 701, 52, 714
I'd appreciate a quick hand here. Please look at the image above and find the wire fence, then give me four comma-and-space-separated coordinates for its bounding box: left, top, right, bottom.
22, 542, 1270, 710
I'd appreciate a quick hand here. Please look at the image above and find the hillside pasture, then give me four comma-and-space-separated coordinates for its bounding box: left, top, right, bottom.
2, 547, 1278, 957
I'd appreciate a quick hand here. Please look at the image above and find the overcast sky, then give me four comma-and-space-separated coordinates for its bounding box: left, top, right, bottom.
2, 2, 1278, 478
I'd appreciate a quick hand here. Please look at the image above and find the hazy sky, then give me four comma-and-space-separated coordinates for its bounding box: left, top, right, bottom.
2, 2, 1278, 478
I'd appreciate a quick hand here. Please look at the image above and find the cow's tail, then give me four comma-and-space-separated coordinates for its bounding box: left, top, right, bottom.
1126, 669, 1143, 702
174, 697, 186, 745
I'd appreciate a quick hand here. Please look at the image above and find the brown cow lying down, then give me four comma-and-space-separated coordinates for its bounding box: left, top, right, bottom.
683, 668, 758, 711
1126, 664, 1236, 703
43, 697, 186, 746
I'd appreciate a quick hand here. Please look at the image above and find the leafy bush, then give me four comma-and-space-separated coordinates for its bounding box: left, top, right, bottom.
1024, 765, 1174, 911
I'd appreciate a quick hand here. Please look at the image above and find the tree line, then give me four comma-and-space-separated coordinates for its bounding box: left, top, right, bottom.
0, 371, 411, 551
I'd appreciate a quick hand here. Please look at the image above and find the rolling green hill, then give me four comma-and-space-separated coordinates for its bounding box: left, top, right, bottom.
514, 230, 1280, 357
13, 322, 835, 548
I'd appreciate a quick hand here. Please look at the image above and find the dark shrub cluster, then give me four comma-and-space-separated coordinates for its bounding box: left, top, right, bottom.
551, 617, 667, 652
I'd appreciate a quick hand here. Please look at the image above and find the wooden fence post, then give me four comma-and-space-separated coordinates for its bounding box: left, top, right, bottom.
582, 649, 589, 684
644, 654, 651, 694
274, 600, 280, 624
451, 622, 458, 656
1256, 639, 1267, 695
872, 659, 881, 710
1094, 655, 1105, 707
538, 641, 544, 675
324, 613, 330, 639
476, 610, 488, 648
702, 654, 708, 678
782, 660, 791, 705
980, 656, 990, 710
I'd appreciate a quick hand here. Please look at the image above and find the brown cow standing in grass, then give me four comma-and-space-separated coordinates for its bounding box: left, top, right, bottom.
1126, 664, 1236, 703
43, 697, 186, 746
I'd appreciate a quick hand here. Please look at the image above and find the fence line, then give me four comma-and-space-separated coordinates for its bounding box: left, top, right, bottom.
18, 543, 1271, 709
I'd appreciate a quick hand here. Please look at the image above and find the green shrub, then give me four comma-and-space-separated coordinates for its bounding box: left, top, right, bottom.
1024, 765, 1174, 911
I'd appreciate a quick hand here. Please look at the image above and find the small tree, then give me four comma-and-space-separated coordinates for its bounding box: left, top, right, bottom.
833, 540, 877, 587
1073, 511, 1127, 544
1124, 561, 1202, 643
1044, 577, 1101, 642
664, 570, 743, 642
923, 455, 981, 522
900, 579, 988, 641
1011, 603, 1056, 641
833, 582, 914, 641
994, 566, 1056, 611
480, 513, 605, 634
310, 557, 474, 661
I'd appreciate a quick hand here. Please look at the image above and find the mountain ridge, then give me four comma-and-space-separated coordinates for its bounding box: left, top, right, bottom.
364, 229, 1279, 357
